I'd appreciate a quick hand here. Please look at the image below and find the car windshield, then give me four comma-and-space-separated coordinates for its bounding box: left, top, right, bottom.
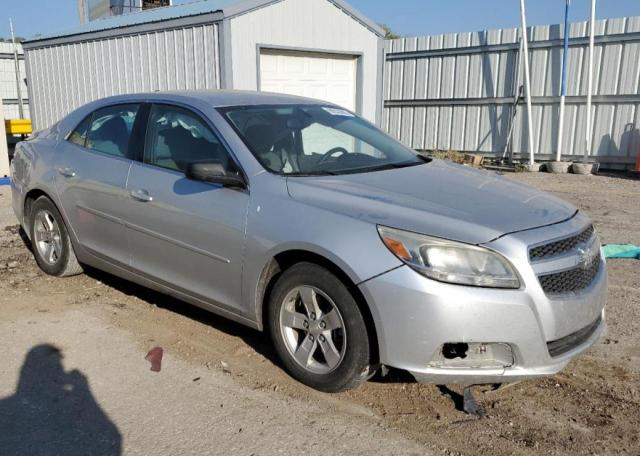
219, 105, 428, 175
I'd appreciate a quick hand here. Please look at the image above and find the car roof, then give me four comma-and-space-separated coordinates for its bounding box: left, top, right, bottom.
93, 90, 332, 109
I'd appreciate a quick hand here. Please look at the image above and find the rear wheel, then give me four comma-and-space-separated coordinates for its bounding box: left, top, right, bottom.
268, 262, 371, 392
30, 196, 83, 277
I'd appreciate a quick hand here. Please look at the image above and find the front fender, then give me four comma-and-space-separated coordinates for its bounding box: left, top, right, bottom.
241, 174, 402, 328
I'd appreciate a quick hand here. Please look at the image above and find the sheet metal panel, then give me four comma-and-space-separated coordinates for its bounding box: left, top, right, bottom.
0, 43, 29, 117
1, 104, 30, 120
384, 16, 640, 167
25, 23, 221, 129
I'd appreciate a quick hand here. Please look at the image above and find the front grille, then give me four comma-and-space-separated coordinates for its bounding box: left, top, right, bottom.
529, 225, 595, 261
547, 316, 602, 357
538, 253, 601, 294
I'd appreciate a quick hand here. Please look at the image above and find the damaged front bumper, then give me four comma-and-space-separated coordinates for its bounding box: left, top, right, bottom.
358, 258, 607, 385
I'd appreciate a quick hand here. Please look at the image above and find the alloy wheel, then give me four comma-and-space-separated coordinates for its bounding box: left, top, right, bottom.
279, 285, 347, 374
34, 210, 63, 266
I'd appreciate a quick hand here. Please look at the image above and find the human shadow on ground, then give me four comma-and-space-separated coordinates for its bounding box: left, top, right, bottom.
0, 344, 122, 455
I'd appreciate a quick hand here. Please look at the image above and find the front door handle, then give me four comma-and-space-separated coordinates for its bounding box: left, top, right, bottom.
129, 189, 153, 203
57, 167, 76, 178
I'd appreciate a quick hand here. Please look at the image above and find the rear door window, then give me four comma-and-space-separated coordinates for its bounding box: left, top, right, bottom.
85, 104, 139, 158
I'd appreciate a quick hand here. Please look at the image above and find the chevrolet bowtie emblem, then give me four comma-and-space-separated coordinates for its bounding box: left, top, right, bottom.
577, 245, 598, 269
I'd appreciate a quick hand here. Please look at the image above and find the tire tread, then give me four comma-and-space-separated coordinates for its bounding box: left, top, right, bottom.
268, 262, 371, 393
30, 196, 83, 278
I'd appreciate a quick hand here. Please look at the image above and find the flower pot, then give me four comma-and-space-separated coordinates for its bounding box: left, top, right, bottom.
571, 162, 598, 175
548, 161, 573, 174
525, 162, 542, 172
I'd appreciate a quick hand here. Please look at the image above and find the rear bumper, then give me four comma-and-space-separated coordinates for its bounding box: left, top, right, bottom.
10, 165, 25, 226
358, 260, 607, 385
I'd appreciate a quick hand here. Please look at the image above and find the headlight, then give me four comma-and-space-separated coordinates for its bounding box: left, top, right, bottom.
377, 226, 521, 289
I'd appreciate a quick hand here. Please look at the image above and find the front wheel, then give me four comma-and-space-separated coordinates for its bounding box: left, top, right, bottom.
268, 262, 372, 392
30, 196, 83, 277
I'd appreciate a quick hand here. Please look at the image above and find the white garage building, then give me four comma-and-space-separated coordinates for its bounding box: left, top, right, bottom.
22, 0, 384, 130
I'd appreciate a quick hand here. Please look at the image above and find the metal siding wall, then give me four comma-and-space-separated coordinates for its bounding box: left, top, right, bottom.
0, 42, 29, 118
25, 22, 221, 129
384, 16, 640, 167
2, 104, 31, 119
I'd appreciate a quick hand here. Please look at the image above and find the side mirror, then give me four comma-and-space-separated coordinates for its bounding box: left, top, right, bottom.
185, 161, 246, 188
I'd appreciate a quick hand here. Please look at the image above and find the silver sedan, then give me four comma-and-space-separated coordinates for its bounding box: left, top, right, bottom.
11, 91, 606, 392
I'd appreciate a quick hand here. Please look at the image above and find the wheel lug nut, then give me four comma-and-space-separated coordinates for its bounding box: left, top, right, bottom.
303, 321, 309, 328
310, 312, 316, 320
319, 321, 326, 329
319, 335, 325, 342
309, 335, 314, 342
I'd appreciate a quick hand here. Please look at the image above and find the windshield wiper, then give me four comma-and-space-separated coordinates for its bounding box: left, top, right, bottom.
288, 156, 430, 177
391, 155, 430, 168
287, 170, 339, 177
339, 159, 428, 174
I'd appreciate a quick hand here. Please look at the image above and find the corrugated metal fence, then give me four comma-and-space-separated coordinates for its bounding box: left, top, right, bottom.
383, 16, 640, 168
0, 42, 29, 119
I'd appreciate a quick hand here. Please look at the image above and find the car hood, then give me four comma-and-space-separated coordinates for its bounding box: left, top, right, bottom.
286, 160, 577, 244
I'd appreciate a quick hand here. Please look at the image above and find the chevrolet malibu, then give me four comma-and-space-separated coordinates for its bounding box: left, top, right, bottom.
11, 91, 606, 393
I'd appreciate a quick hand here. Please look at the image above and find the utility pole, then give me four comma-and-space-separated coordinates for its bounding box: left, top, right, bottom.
584, 0, 596, 163
519, 0, 536, 167
555, 0, 571, 163
78, 0, 87, 24
9, 18, 24, 119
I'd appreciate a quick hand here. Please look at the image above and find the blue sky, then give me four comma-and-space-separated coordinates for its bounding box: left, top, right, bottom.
1, 0, 638, 40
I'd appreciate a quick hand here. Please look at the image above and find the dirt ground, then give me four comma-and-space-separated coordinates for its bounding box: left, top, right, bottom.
0, 171, 639, 455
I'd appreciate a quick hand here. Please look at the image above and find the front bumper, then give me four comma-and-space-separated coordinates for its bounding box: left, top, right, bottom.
359, 250, 607, 385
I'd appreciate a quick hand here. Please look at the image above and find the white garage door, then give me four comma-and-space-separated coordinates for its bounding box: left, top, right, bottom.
259, 50, 357, 112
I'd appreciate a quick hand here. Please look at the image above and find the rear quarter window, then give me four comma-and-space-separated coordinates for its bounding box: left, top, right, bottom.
68, 116, 91, 147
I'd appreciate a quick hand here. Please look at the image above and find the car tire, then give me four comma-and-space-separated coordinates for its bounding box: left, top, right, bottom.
29, 196, 83, 277
268, 262, 371, 393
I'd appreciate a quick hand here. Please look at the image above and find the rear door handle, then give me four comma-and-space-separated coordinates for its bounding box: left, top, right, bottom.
129, 189, 153, 203
57, 167, 76, 178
